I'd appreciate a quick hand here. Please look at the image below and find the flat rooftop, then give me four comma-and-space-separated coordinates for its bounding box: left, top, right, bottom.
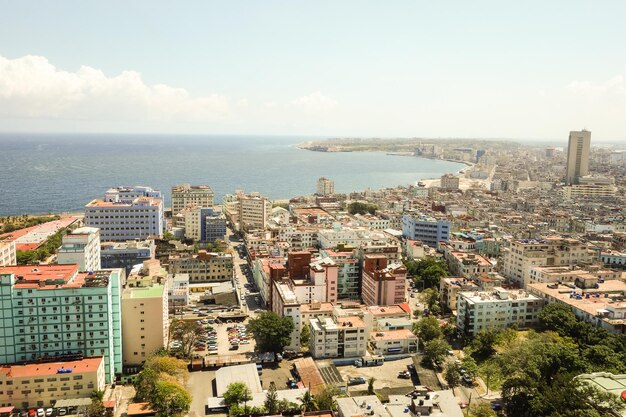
0, 357, 103, 378
215, 363, 262, 397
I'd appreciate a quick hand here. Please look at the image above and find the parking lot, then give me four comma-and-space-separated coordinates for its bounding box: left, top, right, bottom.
337, 357, 417, 390
214, 320, 256, 356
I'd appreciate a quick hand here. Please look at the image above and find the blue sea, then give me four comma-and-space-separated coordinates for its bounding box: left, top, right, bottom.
0, 134, 465, 216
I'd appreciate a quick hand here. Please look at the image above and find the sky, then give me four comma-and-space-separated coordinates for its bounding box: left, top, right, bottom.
1, 1, 626, 141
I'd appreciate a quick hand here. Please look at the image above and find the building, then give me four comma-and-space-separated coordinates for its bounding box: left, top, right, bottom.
57, 227, 101, 272
402, 214, 450, 247
182, 207, 226, 242
100, 240, 156, 274
456, 287, 543, 337
600, 251, 626, 269
439, 277, 480, 312
320, 249, 360, 300
215, 363, 262, 397
369, 328, 418, 355
204, 210, 227, 242
121, 266, 168, 367
565, 129, 591, 185
443, 250, 493, 280
575, 373, 626, 417
85, 186, 164, 241
528, 279, 626, 334
361, 255, 407, 306
309, 315, 368, 359
562, 175, 618, 199
0, 241, 16, 267
0, 265, 124, 383
316, 177, 335, 196
238, 192, 272, 232
528, 266, 622, 286
171, 184, 214, 215
318, 227, 387, 250
0, 357, 106, 410
500, 237, 596, 288
440, 174, 460, 190
168, 251, 233, 283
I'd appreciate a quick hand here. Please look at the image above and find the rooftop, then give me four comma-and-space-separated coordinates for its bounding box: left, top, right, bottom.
215, 363, 262, 397
0, 357, 103, 378
370, 329, 417, 341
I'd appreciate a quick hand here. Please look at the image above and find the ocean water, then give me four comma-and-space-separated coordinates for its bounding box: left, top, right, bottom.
0, 134, 465, 216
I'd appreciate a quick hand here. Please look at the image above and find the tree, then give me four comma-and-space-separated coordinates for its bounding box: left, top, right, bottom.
423, 337, 451, 365
247, 311, 295, 353
367, 377, 375, 395
413, 315, 443, 343
315, 385, 338, 411
265, 382, 279, 414
298, 390, 317, 412
347, 202, 377, 215
151, 379, 192, 417
461, 355, 479, 380
470, 328, 501, 359
169, 318, 204, 357
133, 355, 189, 403
538, 303, 578, 336
224, 382, 252, 415
85, 400, 106, 417
468, 403, 497, 417
300, 323, 311, 350
443, 362, 462, 392
405, 257, 448, 289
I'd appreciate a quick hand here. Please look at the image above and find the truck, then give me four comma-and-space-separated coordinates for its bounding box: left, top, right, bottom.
354, 355, 384, 367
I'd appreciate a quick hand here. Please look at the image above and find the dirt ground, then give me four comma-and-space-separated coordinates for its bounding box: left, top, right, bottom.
336, 357, 416, 390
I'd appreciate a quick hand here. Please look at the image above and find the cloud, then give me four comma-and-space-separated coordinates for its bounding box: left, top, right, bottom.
290, 91, 337, 113
0, 54, 231, 122
566, 75, 626, 98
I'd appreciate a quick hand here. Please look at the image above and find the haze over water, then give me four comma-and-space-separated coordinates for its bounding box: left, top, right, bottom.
0, 134, 465, 216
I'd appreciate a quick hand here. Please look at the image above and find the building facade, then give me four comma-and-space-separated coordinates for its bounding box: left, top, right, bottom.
0, 241, 16, 267
171, 184, 214, 215
565, 129, 591, 185
316, 177, 335, 196
85, 186, 164, 241
0, 357, 106, 410
360, 255, 407, 306
100, 240, 156, 274
0, 265, 123, 383
57, 227, 101, 272
402, 214, 450, 247
440, 173, 460, 190
309, 315, 368, 359
168, 251, 233, 283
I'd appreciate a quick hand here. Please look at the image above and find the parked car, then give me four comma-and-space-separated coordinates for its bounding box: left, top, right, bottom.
348, 377, 366, 386
398, 370, 411, 379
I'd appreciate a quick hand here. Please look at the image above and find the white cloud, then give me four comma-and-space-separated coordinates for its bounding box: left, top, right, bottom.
566, 75, 626, 97
290, 91, 337, 113
0, 54, 231, 122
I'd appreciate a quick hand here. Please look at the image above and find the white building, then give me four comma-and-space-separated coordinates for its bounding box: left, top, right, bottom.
57, 227, 101, 272
562, 175, 618, 199
85, 186, 164, 241
318, 226, 387, 249
309, 315, 368, 359
316, 177, 335, 196
0, 240, 16, 267
171, 183, 214, 215
456, 287, 543, 337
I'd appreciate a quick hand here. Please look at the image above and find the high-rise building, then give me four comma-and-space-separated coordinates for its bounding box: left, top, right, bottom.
0, 265, 123, 383
171, 184, 214, 215
360, 255, 407, 306
57, 227, 101, 272
316, 177, 335, 196
565, 130, 591, 185
222, 191, 272, 232
85, 186, 164, 241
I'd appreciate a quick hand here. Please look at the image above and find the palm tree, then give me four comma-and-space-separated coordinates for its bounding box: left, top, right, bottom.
298, 390, 318, 412
367, 377, 375, 395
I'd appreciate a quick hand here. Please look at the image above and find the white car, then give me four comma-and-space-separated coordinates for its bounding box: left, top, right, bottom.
37, 409, 45, 417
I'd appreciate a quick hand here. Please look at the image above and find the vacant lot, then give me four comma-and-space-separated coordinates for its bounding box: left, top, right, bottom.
337, 357, 416, 390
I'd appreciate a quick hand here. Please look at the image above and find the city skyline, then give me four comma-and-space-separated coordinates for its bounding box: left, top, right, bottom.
1, 1, 626, 140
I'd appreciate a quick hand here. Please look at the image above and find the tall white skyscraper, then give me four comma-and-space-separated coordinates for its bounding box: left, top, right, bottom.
565, 130, 591, 185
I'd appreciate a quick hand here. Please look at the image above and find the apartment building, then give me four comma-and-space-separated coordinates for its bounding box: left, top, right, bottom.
239, 192, 272, 232
369, 329, 418, 355
528, 278, 626, 334
0, 357, 105, 410
316, 177, 335, 196
85, 186, 164, 241
440, 173, 460, 190
168, 251, 233, 283
353, 214, 390, 230
57, 227, 101, 272
528, 266, 622, 286
278, 227, 318, 252
271, 281, 301, 350
122, 277, 168, 367
440, 277, 480, 312
320, 249, 360, 300
443, 250, 493, 280
171, 184, 214, 215
100, 239, 155, 274
358, 239, 402, 262
456, 287, 543, 337
182, 207, 226, 242
0, 241, 16, 267
318, 227, 386, 249
309, 315, 368, 359
500, 237, 596, 288
361, 255, 407, 306
600, 251, 626, 268
562, 176, 617, 199
0, 265, 124, 383
402, 214, 450, 247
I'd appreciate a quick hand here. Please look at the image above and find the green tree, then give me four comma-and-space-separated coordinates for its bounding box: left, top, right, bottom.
223, 382, 252, 408
247, 311, 295, 353
300, 323, 311, 350
133, 355, 189, 403
461, 355, 479, 380
423, 337, 451, 365
538, 303, 578, 336
367, 377, 375, 395
264, 382, 279, 414
405, 257, 448, 289
413, 315, 443, 342
347, 202, 377, 215
151, 379, 192, 417
134, 367, 160, 402
298, 390, 317, 412
85, 400, 106, 417
314, 385, 338, 411
418, 288, 440, 312
169, 318, 204, 358
470, 328, 501, 360
468, 403, 497, 417
443, 362, 462, 392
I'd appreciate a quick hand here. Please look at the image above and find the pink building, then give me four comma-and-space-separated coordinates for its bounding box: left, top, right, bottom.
361, 255, 407, 306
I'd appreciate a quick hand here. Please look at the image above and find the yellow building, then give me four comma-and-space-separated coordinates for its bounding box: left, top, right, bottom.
0, 357, 105, 409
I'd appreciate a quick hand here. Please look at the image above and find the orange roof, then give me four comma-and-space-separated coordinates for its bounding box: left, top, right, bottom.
15, 243, 42, 251
0, 264, 78, 283
293, 357, 325, 395
398, 302, 411, 314
370, 329, 417, 341
0, 357, 103, 378
127, 403, 156, 416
